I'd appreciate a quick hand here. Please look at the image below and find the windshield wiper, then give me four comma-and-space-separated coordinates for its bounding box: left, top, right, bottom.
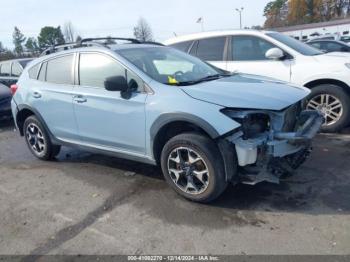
168, 73, 232, 86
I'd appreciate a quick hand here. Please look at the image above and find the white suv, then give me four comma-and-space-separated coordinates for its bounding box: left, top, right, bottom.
165, 30, 350, 132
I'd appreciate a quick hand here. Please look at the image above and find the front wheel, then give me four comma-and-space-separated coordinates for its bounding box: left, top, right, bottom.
160, 133, 228, 203
306, 84, 350, 133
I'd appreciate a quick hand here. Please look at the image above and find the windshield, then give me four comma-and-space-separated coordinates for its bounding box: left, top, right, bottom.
118, 47, 223, 85
267, 32, 324, 56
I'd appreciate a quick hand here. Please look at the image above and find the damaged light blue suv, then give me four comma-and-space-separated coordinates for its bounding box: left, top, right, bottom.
11, 38, 324, 202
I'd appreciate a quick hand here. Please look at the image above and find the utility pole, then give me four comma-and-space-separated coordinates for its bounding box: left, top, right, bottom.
235, 7, 244, 29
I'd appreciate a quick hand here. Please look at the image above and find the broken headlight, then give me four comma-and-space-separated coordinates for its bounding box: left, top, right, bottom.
222, 109, 270, 140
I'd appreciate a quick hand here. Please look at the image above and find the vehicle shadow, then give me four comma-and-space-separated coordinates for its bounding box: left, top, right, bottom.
0, 119, 14, 132
4, 119, 350, 219
55, 131, 350, 218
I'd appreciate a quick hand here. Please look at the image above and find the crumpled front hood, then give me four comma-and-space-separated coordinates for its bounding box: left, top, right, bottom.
181, 74, 310, 111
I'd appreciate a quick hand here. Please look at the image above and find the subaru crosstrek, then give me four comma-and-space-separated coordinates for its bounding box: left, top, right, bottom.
11, 38, 324, 202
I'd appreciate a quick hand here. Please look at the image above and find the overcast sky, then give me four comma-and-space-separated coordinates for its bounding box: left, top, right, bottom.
0, 0, 270, 48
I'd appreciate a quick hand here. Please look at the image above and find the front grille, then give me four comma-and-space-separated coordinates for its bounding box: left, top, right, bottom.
282, 102, 302, 132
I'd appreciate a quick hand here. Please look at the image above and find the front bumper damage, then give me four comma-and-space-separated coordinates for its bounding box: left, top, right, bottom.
223, 109, 324, 185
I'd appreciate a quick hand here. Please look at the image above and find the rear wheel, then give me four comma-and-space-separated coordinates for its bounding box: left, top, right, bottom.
160, 133, 227, 203
23, 115, 61, 160
306, 84, 350, 133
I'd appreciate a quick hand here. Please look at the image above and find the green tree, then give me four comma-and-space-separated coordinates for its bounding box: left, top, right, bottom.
288, 0, 308, 25
25, 37, 39, 55
38, 26, 65, 48
263, 0, 288, 28
13, 26, 26, 55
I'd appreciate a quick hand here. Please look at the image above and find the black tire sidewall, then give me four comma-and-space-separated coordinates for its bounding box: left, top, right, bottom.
160, 133, 227, 203
307, 84, 350, 133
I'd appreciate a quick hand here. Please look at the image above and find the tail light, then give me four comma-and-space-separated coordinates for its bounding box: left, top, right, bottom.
10, 84, 18, 95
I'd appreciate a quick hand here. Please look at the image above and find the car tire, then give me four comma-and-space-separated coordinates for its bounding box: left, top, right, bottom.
160, 133, 227, 203
306, 84, 350, 133
23, 115, 61, 160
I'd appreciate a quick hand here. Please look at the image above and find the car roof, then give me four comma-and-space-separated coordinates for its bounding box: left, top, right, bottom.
164, 30, 275, 45
29, 43, 166, 67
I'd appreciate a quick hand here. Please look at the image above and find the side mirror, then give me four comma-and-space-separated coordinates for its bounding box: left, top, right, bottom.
105, 76, 129, 92
265, 48, 284, 60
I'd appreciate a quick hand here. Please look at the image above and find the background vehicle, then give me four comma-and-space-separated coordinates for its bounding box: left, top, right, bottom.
11, 38, 322, 202
307, 40, 350, 53
0, 58, 33, 87
0, 83, 11, 120
165, 30, 350, 132
0, 58, 33, 119
310, 34, 350, 43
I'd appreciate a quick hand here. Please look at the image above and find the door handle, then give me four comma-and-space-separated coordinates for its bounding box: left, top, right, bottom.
32, 91, 42, 98
73, 95, 87, 103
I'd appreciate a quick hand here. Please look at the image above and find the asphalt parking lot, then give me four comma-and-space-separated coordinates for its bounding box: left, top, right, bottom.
0, 119, 350, 256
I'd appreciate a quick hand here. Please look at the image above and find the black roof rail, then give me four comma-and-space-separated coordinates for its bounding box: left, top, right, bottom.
142, 41, 165, 46
40, 42, 79, 56
39, 37, 163, 57
80, 37, 141, 44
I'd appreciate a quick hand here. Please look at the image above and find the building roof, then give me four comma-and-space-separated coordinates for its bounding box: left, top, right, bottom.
271, 18, 350, 33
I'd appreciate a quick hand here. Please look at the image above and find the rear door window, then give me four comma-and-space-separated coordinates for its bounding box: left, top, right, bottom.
195, 37, 226, 61
11, 62, 23, 77
232, 36, 276, 61
46, 55, 74, 84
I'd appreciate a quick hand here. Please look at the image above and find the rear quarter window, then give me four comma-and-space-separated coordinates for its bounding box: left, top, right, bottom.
170, 41, 193, 52
196, 37, 226, 61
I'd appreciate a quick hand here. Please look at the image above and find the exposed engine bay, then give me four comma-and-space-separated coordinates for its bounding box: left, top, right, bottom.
221, 103, 324, 185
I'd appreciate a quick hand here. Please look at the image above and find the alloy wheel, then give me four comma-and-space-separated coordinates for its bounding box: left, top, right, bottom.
307, 94, 343, 126
25, 123, 46, 155
167, 147, 210, 195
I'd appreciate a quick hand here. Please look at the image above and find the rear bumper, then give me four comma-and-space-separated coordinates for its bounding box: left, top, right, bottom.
10, 99, 18, 128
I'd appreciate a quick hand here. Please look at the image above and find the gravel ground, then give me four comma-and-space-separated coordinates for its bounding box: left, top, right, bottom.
0, 120, 350, 256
